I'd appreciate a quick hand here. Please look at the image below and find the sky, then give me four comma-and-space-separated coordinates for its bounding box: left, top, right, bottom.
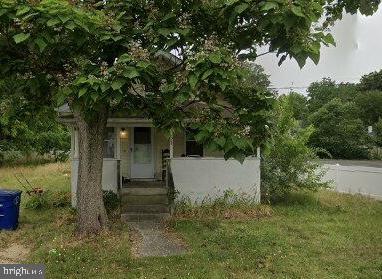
256, 7, 382, 94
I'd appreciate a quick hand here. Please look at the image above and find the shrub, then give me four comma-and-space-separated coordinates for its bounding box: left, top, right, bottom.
102, 190, 120, 213
50, 191, 71, 208
261, 97, 328, 203
25, 190, 71, 210
25, 192, 50, 210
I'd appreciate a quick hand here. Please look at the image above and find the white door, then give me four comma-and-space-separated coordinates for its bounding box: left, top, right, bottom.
130, 127, 154, 179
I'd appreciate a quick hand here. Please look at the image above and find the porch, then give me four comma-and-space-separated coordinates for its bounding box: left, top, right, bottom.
69, 118, 261, 216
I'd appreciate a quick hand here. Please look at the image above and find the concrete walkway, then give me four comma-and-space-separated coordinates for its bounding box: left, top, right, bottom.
128, 221, 187, 258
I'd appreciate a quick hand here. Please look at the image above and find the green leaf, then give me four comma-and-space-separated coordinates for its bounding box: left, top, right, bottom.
13, 33, 30, 44
0, 9, 7, 17
201, 69, 214, 80
47, 18, 60, 27
234, 3, 249, 14
124, 68, 140, 79
58, 15, 70, 23
111, 80, 125, 90
209, 52, 222, 64
233, 153, 246, 164
34, 38, 47, 52
233, 137, 248, 149
57, 88, 71, 105
118, 54, 132, 63
226, 0, 239, 6
310, 52, 320, 65
291, 5, 305, 17
91, 92, 98, 102
216, 137, 226, 148
16, 6, 30, 16
65, 22, 76, 31
78, 87, 88, 97
161, 12, 175, 22
189, 74, 198, 89
323, 34, 336, 46
261, 2, 278, 11
158, 28, 172, 36
217, 80, 228, 91
100, 83, 110, 93
75, 77, 87, 85
137, 61, 150, 68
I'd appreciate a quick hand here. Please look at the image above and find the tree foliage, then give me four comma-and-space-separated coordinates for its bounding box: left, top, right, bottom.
359, 69, 382, 91
262, 96, 327, 202
354, 91, 382, 126
0, 78, 70, 163
279, 91, 308, 122
302, 70, 382, 159
308, 98, 369, 159
374, 118, 382, 147
1, 0, 379, 233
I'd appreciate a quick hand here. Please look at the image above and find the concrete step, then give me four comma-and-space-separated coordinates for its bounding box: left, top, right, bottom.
120, 187, 167, 196
122, 204, 170, 213
121, 212, 170, 222
122, 194, 169, 205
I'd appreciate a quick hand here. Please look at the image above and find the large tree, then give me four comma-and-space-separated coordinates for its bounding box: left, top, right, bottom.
1, 0, 380, 234
0, 77, 70, 163
308, 98, 369, 159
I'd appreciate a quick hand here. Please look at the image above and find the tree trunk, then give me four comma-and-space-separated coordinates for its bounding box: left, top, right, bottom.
75, 111, 109, 235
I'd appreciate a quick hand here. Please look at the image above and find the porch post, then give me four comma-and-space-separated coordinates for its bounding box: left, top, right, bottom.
169, 135, 174, 159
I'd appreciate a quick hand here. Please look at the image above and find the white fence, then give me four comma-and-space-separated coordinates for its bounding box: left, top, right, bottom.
322, 163, 382, 200
170, 157, 261, 203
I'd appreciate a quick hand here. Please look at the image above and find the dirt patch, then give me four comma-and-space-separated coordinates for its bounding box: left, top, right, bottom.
0, 244, 30, 264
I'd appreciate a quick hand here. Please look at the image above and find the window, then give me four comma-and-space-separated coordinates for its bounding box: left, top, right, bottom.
186, 129, 203, 157
103, 127, 116, 158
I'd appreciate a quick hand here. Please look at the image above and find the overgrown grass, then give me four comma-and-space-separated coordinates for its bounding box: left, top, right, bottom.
1, 163, 381, 278
174, 190, 272, 220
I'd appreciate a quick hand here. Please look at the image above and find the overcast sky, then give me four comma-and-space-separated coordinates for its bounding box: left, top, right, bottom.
257, 7, 382, 94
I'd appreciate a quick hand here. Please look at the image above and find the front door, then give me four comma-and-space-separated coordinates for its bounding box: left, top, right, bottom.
130, 127, 154, 179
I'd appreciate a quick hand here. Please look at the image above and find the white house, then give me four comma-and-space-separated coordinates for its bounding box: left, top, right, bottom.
58, 105, 261, 220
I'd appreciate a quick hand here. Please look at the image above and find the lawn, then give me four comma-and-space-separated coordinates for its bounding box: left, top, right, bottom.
0, 162, 381, 279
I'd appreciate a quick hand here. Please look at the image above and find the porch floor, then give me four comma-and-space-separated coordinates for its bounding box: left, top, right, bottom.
122, 180, 165, 188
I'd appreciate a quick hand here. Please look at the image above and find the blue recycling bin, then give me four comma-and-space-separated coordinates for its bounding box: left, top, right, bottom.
0, 190, 22, 230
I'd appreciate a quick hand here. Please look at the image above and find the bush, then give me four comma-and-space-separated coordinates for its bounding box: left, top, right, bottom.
50, 191, 71, 208
25, 190, 71, 210
25, 192, 50, 210
102, 190, 120, 213
261, 97, 328, 203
